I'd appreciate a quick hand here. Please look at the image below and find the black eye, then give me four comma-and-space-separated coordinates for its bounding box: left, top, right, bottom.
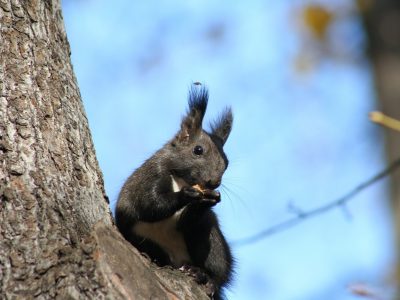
193, 145, 204, 156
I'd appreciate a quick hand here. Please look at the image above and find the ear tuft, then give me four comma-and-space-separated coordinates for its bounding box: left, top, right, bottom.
210, 107, 233, 145
188, 83, 208, 119
176, 84, 209, 143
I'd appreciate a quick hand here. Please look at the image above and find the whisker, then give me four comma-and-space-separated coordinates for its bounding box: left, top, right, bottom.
220, 183, 254, 218
222, 179, 251, 194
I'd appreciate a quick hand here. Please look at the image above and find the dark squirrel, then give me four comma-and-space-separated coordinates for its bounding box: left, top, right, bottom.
115, 84, 234, 299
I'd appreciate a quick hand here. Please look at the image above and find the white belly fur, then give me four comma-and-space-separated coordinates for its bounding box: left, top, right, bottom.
133, 175, 191, 267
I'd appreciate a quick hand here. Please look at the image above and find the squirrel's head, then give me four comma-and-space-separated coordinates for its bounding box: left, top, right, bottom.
167, 84, 233, 190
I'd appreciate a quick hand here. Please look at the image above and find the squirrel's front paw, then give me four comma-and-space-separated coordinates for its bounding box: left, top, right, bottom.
203, 190, 220, 201
198, 198, 219, 207
181, 186, 203, 200
198, 190, 220, 207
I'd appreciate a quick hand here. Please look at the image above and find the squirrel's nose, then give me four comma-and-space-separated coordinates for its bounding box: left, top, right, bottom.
205, 179, 221, 190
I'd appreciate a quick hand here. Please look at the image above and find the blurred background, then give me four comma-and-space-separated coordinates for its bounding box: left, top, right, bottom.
62, 1, 400, 299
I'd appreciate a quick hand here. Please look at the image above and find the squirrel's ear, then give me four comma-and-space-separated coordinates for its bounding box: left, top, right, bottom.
210, 107, 233, 145
177, 85, 208, 142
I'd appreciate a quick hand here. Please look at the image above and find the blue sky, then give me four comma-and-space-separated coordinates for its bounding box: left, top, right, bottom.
63, 1, 395, 299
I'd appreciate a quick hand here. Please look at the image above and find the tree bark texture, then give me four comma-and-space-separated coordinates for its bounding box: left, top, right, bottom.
0, 1, 208, 299
360, 0, 400, 291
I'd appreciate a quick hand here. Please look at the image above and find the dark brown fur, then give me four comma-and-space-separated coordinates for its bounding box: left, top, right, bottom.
115, 85, 233, 299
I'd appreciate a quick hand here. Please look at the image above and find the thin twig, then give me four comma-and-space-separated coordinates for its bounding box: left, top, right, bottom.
370, 111, 400, 132
232, 157, 400, 247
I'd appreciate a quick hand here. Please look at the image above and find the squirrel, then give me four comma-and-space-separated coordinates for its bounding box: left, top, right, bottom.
115, 84, 234, 299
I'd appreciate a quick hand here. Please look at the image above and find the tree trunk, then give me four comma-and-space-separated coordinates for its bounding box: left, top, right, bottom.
360, 0, 400, 292
0, 1, 207, 298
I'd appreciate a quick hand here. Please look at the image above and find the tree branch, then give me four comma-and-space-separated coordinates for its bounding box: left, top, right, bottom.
232, 156, 400, 247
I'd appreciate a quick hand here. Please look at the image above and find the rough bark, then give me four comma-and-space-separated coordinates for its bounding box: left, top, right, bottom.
359, 0, 400, 291
0, 0, 208, 299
